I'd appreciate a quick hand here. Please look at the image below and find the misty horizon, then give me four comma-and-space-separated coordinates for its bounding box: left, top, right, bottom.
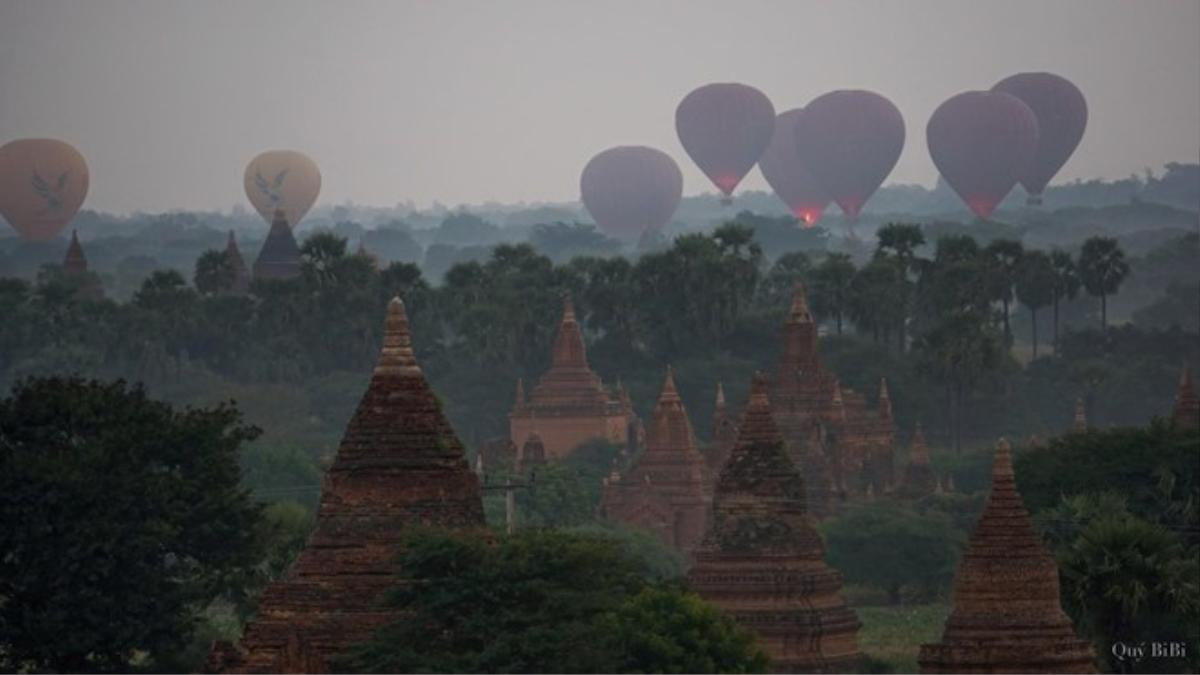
2, 0, 1198, 215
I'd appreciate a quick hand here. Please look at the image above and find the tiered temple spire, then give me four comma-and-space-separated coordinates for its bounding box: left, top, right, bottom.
918, 439, 1096, 673
600, 366, 710, 552
63, 229, 88, 274
689, 373, 861, 672
899, 423, 936, 499
224, 230, 251, 294
1171, 365, 1198, 431
253, 209, 302, 281
208, 298, 485, 673
509, 294, 636, 459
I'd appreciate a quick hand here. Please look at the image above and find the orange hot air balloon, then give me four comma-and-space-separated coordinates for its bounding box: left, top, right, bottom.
243, 150, 321, 227
0, 139, 90, 241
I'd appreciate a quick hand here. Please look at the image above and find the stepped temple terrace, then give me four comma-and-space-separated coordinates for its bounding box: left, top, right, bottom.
689, 373, 861, 673
918, 439, 1096, 674
509, 295, 637, 459
206, 298, 485, 673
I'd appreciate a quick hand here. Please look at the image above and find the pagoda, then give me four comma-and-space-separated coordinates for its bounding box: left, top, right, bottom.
600, 367, 711, 552
1171, 365, 1198, 431
509, 295, 636, 459
224, 230, 251, 294
689, 373, 861, 673
518, 431, 547, 474
61, 230, 104, 300
771, 283, 895, 513
918, 439, 1096, 673
253, 209, 302, 281
899, 423, 936, 500
207, 298, 485, 673
705, 381, 739, 474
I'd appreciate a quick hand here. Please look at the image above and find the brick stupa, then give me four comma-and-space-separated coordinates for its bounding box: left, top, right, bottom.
600, 367, 711, 552
208, 298, 485, 673
224, 230, 251, 294
1171, 365, 1198, 431
771, 283, 895, 516
918, 439, 1096, 674
689, 373, 861, 672
253, 209, 302, 281
899, 423, 936, 500
61, 229, 104, 299
509, 295, 636, 458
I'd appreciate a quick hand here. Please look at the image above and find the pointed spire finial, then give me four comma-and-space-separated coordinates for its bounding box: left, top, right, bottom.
748, 371, 770, 406
789, 281, 813, 322
562, 293, 576, 321
659, 365, 679, 401
715, 381, 726, 408
375, 297, 421, 376
994, 437, 1014, 478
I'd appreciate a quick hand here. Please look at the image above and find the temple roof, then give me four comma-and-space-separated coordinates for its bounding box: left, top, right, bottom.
224, 230, 250, 293
918, 438, 1095, 673
62, 229, 87, 274
521, 294, 609, 412
253, 209, 302, 281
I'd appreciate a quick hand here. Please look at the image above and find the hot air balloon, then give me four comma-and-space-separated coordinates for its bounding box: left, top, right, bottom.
581, 146, 682, 241
793, 90, 905, 220
675, 83, 775, 205
927, 91, 1039, 220
243, 150, 321, 227
758, 108, 831, 227
992, 72, 1087, 205
0, 139, 89, 241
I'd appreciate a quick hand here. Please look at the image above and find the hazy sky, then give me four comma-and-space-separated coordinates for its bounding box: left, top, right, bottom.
2, 0, 1198, 214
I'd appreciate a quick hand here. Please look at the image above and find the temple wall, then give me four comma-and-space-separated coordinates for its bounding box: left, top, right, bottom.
510, 414, 626, 460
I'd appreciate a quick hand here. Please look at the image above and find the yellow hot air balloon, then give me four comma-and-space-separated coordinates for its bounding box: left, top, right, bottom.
0, 139, 90, 241
243, 150, 321, 227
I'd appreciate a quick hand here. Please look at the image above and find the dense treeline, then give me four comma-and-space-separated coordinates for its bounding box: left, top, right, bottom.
1, 218, 1194, 458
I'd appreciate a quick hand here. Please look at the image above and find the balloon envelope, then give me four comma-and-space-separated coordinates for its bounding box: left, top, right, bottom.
793, 90, 905, 219
992, 72, 1087, 202
581, 146, 682, 240
243, 150, 321, 227
0, 139, 89, 241
758, 108, 831, 226
927, 90, 1039, 219
676, 83, 775, 198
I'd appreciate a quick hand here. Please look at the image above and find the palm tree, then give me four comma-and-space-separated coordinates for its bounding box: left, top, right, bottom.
1015, 250, 1056, 359
1050, 249, 1081, 349
1078, 236, 1131, 330
809, 253, 856, 336
983, 239, 1024, 347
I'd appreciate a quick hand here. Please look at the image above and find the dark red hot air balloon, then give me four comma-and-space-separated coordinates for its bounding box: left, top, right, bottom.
580, 146, 683, 241
675, 83, 775, 204
793, 90, 905, 219
992, 72, 1087, 205
927, 90, 1039, 220
758, 108, 831, 227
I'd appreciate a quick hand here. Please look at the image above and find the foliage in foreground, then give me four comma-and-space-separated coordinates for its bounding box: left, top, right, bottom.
332, 529, 767, 674
0, 376, 264, 673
